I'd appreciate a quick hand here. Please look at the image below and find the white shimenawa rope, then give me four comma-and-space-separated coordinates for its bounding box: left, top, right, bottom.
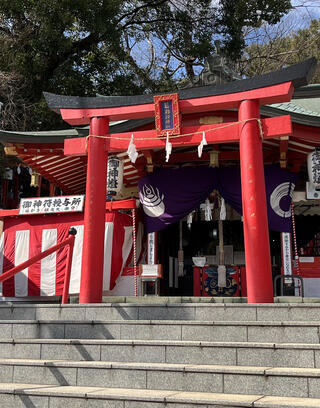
85, 118, 264, 162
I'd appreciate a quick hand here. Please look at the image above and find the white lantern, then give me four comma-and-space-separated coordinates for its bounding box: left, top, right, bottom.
107, 157, 123, 195
307, 149, 320, 188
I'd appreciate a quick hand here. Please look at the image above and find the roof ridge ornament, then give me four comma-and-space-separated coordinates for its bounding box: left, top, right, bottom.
182, 40, 242, 89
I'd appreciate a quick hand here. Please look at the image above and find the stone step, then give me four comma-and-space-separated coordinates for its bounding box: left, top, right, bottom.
1, 319, 320, 343
2, 358, 320, 398
0, 383, 320, 408
3, 302, 320, 322
0, 338, 319, 368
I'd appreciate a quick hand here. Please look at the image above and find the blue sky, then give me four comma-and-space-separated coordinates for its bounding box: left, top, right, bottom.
289, 0, 320, 27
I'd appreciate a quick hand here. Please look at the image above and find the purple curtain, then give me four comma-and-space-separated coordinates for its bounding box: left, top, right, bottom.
138, 165, 297, 233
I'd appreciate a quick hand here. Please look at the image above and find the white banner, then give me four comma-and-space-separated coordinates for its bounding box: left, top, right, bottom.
147, 232, 156, 265
19, 195, 84, 215
281, 232, 292, 282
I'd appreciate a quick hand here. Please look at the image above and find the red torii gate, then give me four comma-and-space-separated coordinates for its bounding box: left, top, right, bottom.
44, 58, 316, 304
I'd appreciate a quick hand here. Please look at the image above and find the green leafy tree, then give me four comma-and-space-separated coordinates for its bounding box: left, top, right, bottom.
240, 18, 320, 81
0, 0, 292, 131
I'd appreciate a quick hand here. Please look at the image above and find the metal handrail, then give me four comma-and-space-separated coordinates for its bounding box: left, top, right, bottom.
0, 227, 77, 304
273, 274, 304, 298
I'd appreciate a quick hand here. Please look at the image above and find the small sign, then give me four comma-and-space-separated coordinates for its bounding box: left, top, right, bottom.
139, 264, 162, 278
299, 257, 314, 263
160, 100, 174, 130
19, 195, 84, 215
107, 157, 123, 195
281, 232, 292, 283
154, 93, 181, 137
147, 232, 156, 265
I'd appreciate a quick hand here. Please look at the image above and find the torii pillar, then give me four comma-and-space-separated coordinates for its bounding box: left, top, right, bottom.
239, 100, 273, 303
79, 117, 109, 304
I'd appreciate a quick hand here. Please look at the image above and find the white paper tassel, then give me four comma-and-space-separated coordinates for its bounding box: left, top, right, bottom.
220, 197, 226, 220
17, 165, 21, 175
178, 250, 184, 277
187, 211, 194, 229
218, 264, 227, 287
127, 134, 138, 163
204, 198, 212, 221
165, 132, 172, 162
198, 131, 207, 158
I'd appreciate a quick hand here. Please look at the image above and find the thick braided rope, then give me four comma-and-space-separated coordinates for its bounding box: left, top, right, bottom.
132, 208, 138, 297
85, 118, 263, 146
291, 201, 300, 277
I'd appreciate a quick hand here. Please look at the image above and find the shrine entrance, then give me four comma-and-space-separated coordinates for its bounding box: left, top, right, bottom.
40, 58, 315, 304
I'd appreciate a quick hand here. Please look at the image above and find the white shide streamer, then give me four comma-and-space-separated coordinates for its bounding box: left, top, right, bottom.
220, 197, 226, 220
165, 132, 172, 162
204, 198, 212, 221
198, 131, 207, 158
127, 134, 139, 163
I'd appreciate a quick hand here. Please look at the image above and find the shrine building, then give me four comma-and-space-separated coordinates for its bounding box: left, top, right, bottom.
0, 58, 319, 304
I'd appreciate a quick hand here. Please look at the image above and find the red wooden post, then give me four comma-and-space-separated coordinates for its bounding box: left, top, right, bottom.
49, 183, 55, 197
79, 117, 109, 304
62, 228, 77, 304
239, 100, 274, 303
36, 176, 42, 197
193, 266, 201, 296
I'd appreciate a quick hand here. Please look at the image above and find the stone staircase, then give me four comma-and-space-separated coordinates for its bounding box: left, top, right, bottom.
0, 301, 320, 407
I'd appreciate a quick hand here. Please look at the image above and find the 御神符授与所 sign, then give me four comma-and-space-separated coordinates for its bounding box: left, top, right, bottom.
19, 195, 84, 215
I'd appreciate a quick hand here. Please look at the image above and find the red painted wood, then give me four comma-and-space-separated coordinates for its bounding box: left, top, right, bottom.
193, 266, 202, 296
64, 137, 87, 156
49, 183, 55, 197
239, 100, 274, 303
36, 176, 42, 197
64, 116, 292, 156
19, 163, 74, 195
79, 117, 109, 304
105, 199, 137, 210
60, 82, 294, 125
0, 234, 75, 284
62, 234, 76, 304
0, 199, 135, 219
0, 209, 19, 217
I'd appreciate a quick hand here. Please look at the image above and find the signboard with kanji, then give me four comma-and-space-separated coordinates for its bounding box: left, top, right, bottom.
19, 195, 84, 215
154, 93, 181, 137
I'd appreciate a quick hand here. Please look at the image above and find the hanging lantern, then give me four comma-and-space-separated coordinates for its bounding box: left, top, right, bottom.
307, 149, 320, 188
107, 157, 123, 195
3, 167, 13, 180
30, 171, 41, 188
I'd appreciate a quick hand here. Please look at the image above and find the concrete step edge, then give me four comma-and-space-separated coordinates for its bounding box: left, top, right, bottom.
1, 358, 320, 377
2, 338, 320, 349
0, 384, 320, 407
2, 319, 320, 326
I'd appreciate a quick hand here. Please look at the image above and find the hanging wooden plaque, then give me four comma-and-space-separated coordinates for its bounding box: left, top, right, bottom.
154, 93, 181, 137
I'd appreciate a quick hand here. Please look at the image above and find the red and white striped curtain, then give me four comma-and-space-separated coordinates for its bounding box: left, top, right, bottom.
0, 211, 135, 297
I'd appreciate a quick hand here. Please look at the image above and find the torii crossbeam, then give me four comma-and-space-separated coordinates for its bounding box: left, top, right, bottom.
45, 58, 317, 304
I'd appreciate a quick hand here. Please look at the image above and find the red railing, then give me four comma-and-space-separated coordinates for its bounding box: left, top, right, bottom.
0, 228, 77, 304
